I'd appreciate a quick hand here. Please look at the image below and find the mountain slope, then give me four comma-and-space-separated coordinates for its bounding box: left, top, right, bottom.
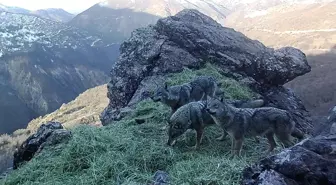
27, 84, 108, 131
225, 1, 336, 115
0, 4, 74, 22
32, 8, 75, 22
69, 0, 230, 43
0, 3, 30, 14
0, 12, 116, 134
225, 1, 336, 51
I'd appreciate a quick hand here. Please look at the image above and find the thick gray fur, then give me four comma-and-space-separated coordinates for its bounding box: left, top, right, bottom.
167, 101, 214, 149
152, 76, 219, 113
206, 98, 303, 156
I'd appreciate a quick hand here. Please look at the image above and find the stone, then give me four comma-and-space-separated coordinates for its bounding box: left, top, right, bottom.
151, 170, 169, 185
100, 9, 311, 134
13, 122, 71, 169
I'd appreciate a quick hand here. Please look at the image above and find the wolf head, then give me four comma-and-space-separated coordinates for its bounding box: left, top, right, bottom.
167, 120, 190, 146
152, 83, 169, 103
205, 97, 228, 117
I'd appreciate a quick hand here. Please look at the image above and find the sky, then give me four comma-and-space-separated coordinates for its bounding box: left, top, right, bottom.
0, 0, 102, 13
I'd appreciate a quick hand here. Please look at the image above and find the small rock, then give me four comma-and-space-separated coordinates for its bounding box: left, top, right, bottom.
151, 170, 169, 185
13, 122, 71, 169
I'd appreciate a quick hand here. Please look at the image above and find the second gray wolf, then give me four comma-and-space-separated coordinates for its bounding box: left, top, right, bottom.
152, 76, 220, 113
206, 98, 303, 156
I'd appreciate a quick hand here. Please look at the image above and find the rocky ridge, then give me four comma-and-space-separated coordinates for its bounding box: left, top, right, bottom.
101, 9, 312, 133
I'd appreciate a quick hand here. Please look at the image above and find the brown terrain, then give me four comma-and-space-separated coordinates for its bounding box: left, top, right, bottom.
0, 84, 108, 174
226, 1, 336, 115
26, 84, 109, 131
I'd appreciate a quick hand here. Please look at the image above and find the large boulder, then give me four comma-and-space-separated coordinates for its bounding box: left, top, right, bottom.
101, 9, 311, 132
13, 122, 71, 169
264, 87, 313, 133
242, 106, 336, 185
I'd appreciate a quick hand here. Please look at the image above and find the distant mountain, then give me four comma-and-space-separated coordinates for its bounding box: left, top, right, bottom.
0, 12, 117, 134
225, 1, 336, 115
32, 8, 75, 22
0, 4, 74, 22
0, 3, 30, 14
69, 0, 230, 43
222, 0, 336, 10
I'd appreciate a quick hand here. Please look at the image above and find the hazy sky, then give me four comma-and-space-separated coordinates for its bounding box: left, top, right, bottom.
0, 0, 102, 13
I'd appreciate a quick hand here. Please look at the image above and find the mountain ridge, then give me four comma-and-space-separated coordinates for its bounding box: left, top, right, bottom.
70, 0, 230, 43
0, 3, 74, 22
0, 11, 117, 134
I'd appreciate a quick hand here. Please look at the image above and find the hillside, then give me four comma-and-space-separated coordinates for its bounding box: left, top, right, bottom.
225, 1, 336, 115
27, 84, 109, 131
225, 1, 336, 51
0, 3, 30, 14
0, 12, 117, 134
69, 0, 229, 43
32, 8, 75, 22
0, 4, 74, 22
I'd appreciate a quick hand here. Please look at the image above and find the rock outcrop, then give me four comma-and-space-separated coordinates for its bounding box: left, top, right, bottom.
242, 106, 336, 185
101, 9, 312, 132
13, 122, 71, 169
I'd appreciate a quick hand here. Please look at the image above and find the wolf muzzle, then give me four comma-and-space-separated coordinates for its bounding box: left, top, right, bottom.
206, 108, 215, 115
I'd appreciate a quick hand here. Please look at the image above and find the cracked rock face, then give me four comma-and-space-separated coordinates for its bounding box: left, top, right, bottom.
242, 106, 336, 185
100, 9, 312, 133
13, 122, 71, 169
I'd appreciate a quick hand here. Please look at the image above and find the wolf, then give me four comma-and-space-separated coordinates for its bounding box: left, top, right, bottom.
151, 76, 220, 113
205, 98, 303, 156
166, 98, 268, 149
167, 101, 215, 149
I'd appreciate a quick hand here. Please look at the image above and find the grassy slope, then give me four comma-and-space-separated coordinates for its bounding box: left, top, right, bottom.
1, 64, 280, 185
27, 84, 109, 131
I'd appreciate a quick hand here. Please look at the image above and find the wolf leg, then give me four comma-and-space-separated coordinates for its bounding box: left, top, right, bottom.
194, 128, 204, 150
276, 132, 294, 148
233, 138, 243, 156
265, 132, 276, 152
230, 137, 236, 155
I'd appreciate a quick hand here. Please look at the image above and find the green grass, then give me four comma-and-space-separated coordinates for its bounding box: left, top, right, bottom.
166, 63, 256, 100
1, 100, 280, 185
1, 64, 268, 185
